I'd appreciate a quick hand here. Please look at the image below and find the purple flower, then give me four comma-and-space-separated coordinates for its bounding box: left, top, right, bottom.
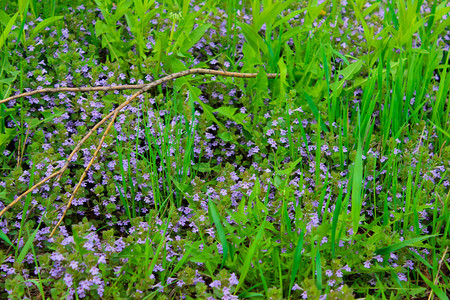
177, 280, 185, 287
398, 273, 407, 281
167, 277, 176, 284
373, 255, 383, 262
404, 260, 414, 270
90, 266, 99, 276
69, 261, 79, 270
50, 252, 65, 261
64, 273, 73, 287
229, 273, 239, 286
268, 138, 277, 149
209, 280, 221, 288
114, 237, 126, 252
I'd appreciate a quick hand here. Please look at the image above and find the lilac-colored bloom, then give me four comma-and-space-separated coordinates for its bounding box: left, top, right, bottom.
64, 273, 73, 287
398, 273, 407, 281
209, 280, 221, 288
229, 272, 239, 286
90, 266, 99, 276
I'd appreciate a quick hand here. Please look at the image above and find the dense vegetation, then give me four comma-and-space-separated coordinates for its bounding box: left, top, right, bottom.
0, 0, 449, 299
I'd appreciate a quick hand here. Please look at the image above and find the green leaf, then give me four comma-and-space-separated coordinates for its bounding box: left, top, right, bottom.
30, 16, 63, 39
275, 157, 303, 176
147, 220, 169, 277
0, 12, 19, 50
208, 197, 229, 268
217, 132, 233, 142
0, 228, 15, 249
238, 21, 268, 56
213, 106, 238, 119
179, 23, 211, 54
288, 232, 304, 297
213, 106, 253, 137
188, 85, 226, 132
252, 0, 294, 31
193, 162, 211, 173
351, 140, 363, 235
303, 92, 329, 133
16, 227, 39, 265
24, 108, 65, 130
0, 128, 17, 148
234, 219, 266, 294
417, 269, 449, 300
330, 59, 364, 92
375, 234, 439, 255
315, 248, 322, 290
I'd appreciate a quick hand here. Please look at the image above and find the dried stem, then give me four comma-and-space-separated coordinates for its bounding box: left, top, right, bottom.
0, 171, 61, 217
0, 68, 282, 235
50, 109, 120, 237
427, 245, 448, 300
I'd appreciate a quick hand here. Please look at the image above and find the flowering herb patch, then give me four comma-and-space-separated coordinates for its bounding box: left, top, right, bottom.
0, 0, 449, 299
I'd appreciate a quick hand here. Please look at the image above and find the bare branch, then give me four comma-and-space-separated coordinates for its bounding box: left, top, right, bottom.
0, 68, 282, 235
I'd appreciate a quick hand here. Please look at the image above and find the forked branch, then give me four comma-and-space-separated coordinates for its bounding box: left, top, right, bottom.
0, 68, 283, 236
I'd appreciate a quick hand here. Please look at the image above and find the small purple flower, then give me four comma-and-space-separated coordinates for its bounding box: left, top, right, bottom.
398, 273, 408, 281
268, 138, 277, 149
404, 260, 414, 270
64, 273, 73, 287
177, 280, 185, 287
90, 266, 99, 276
114, 237, 126, 252
373, 255, 383, 263
229, 273, 239, 286
167, 277, 176, 284
50, 252, 65, 261
210, 280, 221, 288
69, 261, 79, 270
363, 260, 371, 268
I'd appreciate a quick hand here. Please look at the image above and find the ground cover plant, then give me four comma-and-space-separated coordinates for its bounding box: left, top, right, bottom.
0, 0, 449, 299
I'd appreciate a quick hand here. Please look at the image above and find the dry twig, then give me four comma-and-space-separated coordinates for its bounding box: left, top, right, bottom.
0, 68, 283, 236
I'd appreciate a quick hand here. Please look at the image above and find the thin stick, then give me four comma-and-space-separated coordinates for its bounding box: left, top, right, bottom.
55, 69, 280, 180
0, 69, 279, 105
0, 171, 61, 217
0, 84, 148, 104
427, 246, 448, 300
50, 109, 120, 237
0, 68, 282, 234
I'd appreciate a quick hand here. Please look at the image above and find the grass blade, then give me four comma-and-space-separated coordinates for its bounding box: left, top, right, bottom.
234, 219, 266, 295
208, 197, 229, 268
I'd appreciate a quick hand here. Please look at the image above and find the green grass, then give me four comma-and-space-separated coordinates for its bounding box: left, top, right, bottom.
0, 0, 449, 299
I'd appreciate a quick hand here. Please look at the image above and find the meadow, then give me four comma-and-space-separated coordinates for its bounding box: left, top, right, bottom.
0, 0, 449, 299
